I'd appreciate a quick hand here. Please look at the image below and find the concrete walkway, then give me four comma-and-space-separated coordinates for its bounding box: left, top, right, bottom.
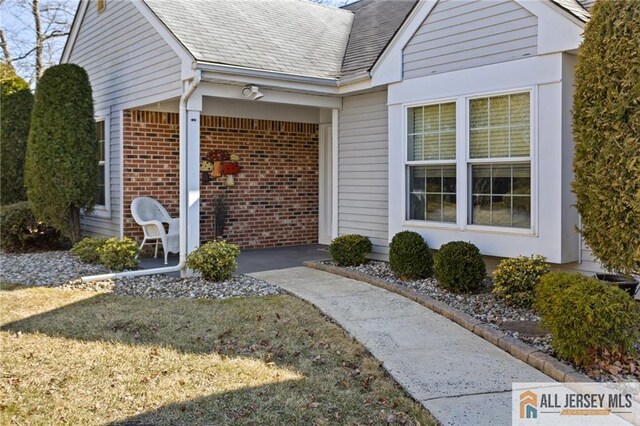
250, 267, 554, 426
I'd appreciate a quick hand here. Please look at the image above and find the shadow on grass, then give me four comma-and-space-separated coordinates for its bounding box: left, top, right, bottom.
1, 290, 434, 425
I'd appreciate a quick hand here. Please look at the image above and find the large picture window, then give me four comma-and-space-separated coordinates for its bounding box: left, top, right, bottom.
468, 92, 531, 228
407, 102, 456, 222
96, 120, 106, 207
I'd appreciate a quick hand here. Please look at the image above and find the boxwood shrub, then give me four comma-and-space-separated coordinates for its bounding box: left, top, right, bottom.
492, 255, 549, 308
97, 237, 140, 271
71, 238, 108, 264
434, 241, 486, 293
535, 272, 640, 366
0, 202, 67, 252
329, 234, 372, 267
389, 231, 433, 279
186, 240, 240, 281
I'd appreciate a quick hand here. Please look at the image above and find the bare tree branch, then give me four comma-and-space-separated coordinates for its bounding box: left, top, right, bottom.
0, 29, 14, 68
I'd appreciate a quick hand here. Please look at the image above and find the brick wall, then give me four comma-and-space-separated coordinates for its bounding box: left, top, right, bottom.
123, 110, 319, 249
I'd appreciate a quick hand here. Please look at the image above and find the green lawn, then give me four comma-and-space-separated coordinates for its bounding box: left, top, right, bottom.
0, 283, 435, 425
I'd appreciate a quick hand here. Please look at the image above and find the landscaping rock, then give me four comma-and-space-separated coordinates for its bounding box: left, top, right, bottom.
1, 250, 281, 300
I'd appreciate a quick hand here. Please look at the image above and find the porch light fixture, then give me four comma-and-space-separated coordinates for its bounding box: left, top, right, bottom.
241, 85, 264, 100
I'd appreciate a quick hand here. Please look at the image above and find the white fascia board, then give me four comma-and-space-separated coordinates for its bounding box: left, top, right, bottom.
370, 0, 439, 86
134, 1, 195, 80
195, 81, 342, 109
388, 54, 563, 105
60, 0, 89, 63
514, 0, 585, 54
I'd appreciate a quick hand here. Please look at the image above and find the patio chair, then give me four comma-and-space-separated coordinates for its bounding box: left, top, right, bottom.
130, 197, 179, 264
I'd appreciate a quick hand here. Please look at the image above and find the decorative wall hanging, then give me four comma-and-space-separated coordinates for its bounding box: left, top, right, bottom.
202, 149, 241, 186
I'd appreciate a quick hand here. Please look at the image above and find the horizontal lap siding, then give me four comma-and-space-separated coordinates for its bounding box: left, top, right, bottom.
403, 0, 538, 79
339, 90, 389, 256
69, 0, 182, 238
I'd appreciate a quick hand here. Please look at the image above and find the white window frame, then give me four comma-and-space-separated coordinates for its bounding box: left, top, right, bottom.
404, 97, 459, 229
91, 113, 110, 218
402, 87, 538, 236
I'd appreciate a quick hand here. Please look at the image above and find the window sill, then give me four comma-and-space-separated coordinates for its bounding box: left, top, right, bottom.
86, 206, 111, 219
463, 224, 537, 237
403, 220, 459, 231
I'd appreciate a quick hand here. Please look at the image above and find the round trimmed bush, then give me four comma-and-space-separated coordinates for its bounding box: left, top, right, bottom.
389, 231, 433, 279
329, 234, 372, 267
186, 240, 240, 281
97, 237, 140, 271
71, 238, 108, 264
492, 255, 549, 308
536, 272, 640, 366
0, 202, 67, 252
434, 241, 486, 293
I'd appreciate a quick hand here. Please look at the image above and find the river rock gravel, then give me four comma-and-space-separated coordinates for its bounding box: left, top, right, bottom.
1, 250, 281, 300
328, 260, 540, 325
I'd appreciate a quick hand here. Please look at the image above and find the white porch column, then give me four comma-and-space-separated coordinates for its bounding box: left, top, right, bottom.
331, 108, 339, 239
186, 109, 201, 255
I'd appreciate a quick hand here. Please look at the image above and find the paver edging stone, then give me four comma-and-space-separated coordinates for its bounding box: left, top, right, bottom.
303, 260, 593, 384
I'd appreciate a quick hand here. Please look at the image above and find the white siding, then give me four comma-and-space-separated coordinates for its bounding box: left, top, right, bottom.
403, 0, 538, 79
68, 0, 183, 238
338, 90, 389, 257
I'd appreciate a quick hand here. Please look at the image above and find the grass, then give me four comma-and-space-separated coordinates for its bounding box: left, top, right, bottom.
0, 283, 435, 425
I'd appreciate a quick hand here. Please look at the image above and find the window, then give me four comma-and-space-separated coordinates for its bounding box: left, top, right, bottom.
407, 102, 456, 222
96, 120, 106, 207
97, 0, 106, 13
468, 92, 531, 228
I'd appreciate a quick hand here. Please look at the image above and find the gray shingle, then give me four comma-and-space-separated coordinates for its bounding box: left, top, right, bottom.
551, 0, 591, 22
143, 0, 354, 79
341, 0, 417, 78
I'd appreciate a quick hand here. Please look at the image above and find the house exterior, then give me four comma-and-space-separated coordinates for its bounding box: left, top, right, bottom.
62, 0, 603, 273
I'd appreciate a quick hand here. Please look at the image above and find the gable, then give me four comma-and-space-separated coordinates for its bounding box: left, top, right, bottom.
67, 0, 183, 111
403, 0, 538, 79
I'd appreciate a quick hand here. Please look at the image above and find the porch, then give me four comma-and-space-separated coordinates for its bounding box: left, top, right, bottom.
122, 82, 340, 262
139, 244, 329, 275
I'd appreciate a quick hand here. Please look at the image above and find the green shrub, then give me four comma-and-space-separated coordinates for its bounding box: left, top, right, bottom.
492, 255, 550, 308
389, 231, 433, 279
434, 241, 486, 293
71, 238, 108, 263
0, 202, 67, 252
535, 272, 640, 366
0, 63, 32, 205
186, 240, 240, 281
329, 234, 372, 267
97, 238, 140, 271
25, 64, 99, 243
572, 0, 640, 274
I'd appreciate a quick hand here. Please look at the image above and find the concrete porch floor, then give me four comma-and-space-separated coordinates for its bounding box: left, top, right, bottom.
138, 244, 329, 276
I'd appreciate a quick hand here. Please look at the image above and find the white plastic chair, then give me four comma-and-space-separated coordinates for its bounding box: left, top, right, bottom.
131, 197, 179, 264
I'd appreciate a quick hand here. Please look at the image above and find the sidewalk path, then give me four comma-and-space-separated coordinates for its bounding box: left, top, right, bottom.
250, 267, 554, 426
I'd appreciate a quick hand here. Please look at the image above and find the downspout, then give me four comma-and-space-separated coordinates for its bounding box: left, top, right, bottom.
81, 70, 202, 282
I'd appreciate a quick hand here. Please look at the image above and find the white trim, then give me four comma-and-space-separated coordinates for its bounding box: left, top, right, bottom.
131, 0, 195, 80
60, 0, 89, 63
119, 109, 125, 239
331, 108, 340, 239
318, 124, 332, 245
197, 62, 337, 87
89, 112, 111, 218
194, 81, 342, 109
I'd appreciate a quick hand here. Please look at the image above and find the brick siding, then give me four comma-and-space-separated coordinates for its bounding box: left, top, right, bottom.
123, 110, 319, 249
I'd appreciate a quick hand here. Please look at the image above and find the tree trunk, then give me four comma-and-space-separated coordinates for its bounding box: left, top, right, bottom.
68, 206, 81, 243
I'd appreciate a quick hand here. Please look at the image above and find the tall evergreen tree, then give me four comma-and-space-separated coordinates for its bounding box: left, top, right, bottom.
0, 62, 32, 204
572, 0, 640, 274
25, 64, 98, 242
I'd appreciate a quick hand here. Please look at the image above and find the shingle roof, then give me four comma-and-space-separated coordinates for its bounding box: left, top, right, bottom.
143, 0, 353, 79
551, 0, 590, 22
142, 0, 589, 82
340, 0, 418, 78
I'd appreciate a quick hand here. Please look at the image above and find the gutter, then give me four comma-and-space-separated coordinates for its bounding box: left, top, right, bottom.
196, 61, 339, 87
81, 71, 202, 283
